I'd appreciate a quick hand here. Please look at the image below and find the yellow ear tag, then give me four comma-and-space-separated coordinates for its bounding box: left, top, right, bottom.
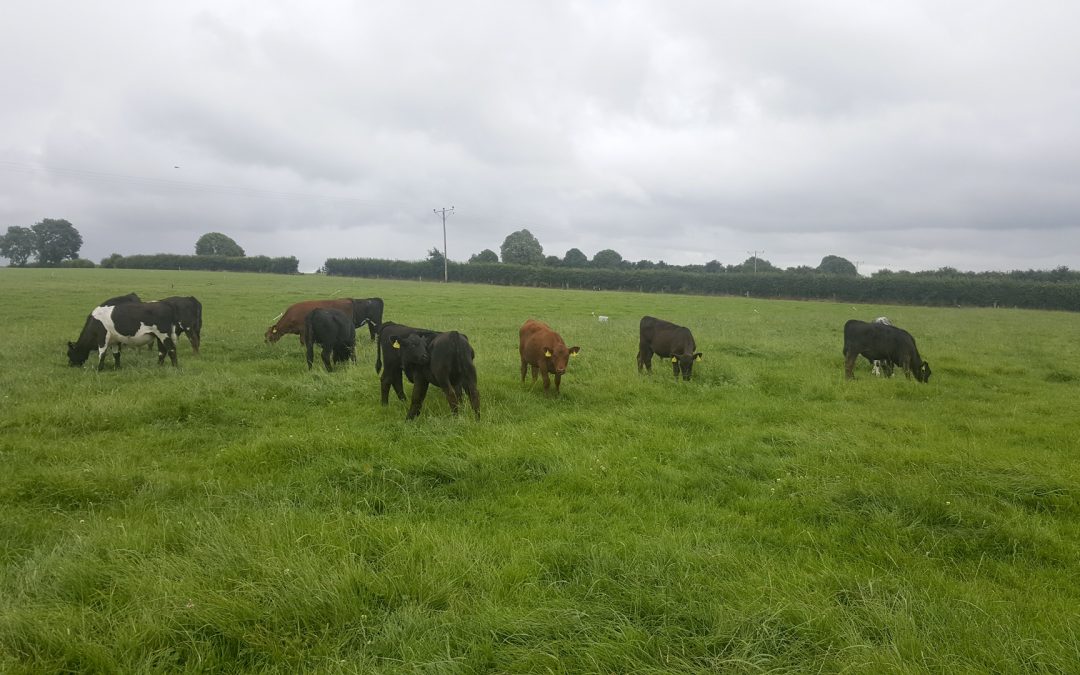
392, 340, 400, 349
671, 356, 678, 363
272, 328, 277, 333
544, 349, 552, 358
570, 352, 578, 358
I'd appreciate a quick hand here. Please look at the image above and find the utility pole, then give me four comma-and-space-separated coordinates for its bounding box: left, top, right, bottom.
433, 206, 454, 282
747, 249, 765, 274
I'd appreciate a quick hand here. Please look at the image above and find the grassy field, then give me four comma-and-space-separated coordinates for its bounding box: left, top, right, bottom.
1, 268, 1078, 673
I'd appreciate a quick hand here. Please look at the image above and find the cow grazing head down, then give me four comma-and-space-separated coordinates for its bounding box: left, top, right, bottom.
671, 352, 703, 381
916, 361, 932, 383
67, 340, 90, 366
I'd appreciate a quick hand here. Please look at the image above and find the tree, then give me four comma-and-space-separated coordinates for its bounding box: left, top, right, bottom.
592, 249, 623, 268
500, 229, 544, 265
563, 248, 588, 268
195, 232, 245, 257
704, 259, 724, 273
635, 259, 656, 270
544, 255, 562, 267
28, 219, 83, 265
818, 255, 858, 276
468, 249, 499, 264
735, 256, 777, 273
426, 247, 445, 272
0, 226, 36, 266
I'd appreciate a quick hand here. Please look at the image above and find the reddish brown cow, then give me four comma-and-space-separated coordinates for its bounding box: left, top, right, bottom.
519, 319, 580, 393
265, 299, 355, 344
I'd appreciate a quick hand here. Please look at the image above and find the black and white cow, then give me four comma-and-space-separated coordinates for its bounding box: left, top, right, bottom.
843, 319, 931, 383
303, 307, 356, 371
160, 296, 203, 353
68, 302, 180, 370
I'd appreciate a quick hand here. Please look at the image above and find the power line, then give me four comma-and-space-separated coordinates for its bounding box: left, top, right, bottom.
433, 206, 454, 282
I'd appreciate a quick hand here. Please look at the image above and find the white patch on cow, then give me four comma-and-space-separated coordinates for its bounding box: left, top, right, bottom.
91, 305, 175, 360
871, 316, 893, 375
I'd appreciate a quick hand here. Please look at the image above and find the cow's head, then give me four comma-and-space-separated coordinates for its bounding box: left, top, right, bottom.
66, 341, 88, 366
264, 325, 281, 343
543, 344, 581, 375
400, 333, 431, 369
670, 352, 703, 380
916, 361, 931, 383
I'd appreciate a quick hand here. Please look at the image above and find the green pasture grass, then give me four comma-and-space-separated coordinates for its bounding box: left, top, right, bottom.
1, 268, 1079, 672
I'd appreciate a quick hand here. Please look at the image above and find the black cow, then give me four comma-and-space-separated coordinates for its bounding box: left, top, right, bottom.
304, 308, 356, 371
375, 321, 439, 404
160, 296, 203, 353
843, 319, 931, 382
68, 301, 179, 370
102, 292, 141, 306
353, 297, 384, 342
399, 331, 480, 420
637, 316, 703, 381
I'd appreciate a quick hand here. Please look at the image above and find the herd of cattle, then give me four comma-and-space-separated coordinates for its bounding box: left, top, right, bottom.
66, 293, 932, 419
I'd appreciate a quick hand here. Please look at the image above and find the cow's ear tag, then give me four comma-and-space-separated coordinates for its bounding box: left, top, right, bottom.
272, 328, 277, 333
392, 340, 400, 349
695, 354, 702, 361
570, 351, 578, 358
671, 356, 679, 363
544, 349, 552, 358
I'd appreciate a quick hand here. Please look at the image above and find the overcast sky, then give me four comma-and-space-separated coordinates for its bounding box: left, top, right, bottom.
2, 2, 1079, 273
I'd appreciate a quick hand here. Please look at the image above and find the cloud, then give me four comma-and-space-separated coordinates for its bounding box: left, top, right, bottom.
2, 1, 1079, 272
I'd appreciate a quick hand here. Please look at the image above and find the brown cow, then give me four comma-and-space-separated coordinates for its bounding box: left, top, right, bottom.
265, 297, 383, 344
519, 319, 580, 393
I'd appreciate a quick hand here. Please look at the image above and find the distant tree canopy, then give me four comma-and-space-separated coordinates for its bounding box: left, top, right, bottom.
0, 226, 36, 266
426, 247, 445, 269
563, 248, 588, 268
500, 229, 544, 265
818, 255, 858, 276
195, 232, 245, 257
592, 249, 624, 269
1, 219, 83, 266
704, 259, 724, 273
468, 249, 499, 264
735, 256, 777, 273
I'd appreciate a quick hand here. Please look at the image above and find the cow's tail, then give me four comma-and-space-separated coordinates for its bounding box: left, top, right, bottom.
375, 332, 383, 374
448, 331, 474, 376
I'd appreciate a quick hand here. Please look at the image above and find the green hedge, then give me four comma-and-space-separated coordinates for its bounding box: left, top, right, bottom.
101, 254, 298, 274
324, 257, 1080, 311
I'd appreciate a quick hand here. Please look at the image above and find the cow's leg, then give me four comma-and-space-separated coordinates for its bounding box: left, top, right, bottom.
190, 329, 200, 355
844, 352, 858, 380
406, 378, 430, 420
445, 379, 461, 415
465, 379, 480, 420
306, 340, 315, 369
520, 359, 528, 382
368, 322, 378, 342
540, 365, 551, 391
166, 337, 178, 367
638, 347, 652, 373
322, 345, 333, 372
380, 372, 392, 405
156, 336, 168, 365
391, 368, 407, 401
112, 344, 122, 368
530, 365, 539, 383
554, 372, 561, 393
672, 359, 680, 380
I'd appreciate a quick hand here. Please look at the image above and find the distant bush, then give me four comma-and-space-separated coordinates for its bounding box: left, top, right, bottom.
105, 254, 298, 274
324, 257, 1080, 311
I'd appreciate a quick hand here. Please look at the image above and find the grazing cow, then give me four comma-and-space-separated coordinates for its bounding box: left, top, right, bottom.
265, 297, 383, 344
519, 319, 580, 393
375, 321, 439, 405
68, 302, 179, 370
159, 296, 203, 353
843, 319, 931, 382
637, 316, 702, 381
304, 308, 356, 371
871, 316, 893, 376
399, 331, 480, 420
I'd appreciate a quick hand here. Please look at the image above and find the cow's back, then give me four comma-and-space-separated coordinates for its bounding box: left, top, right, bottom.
641, 316, 695, 355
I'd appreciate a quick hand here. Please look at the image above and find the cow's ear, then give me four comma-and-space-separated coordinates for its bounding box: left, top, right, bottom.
694, 352, 703, 361
544, 349, 553, 358
569, 346, 580, 356
671, 356, 678, 363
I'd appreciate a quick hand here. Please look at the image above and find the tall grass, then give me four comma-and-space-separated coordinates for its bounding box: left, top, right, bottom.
1, 268, 1078, 672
